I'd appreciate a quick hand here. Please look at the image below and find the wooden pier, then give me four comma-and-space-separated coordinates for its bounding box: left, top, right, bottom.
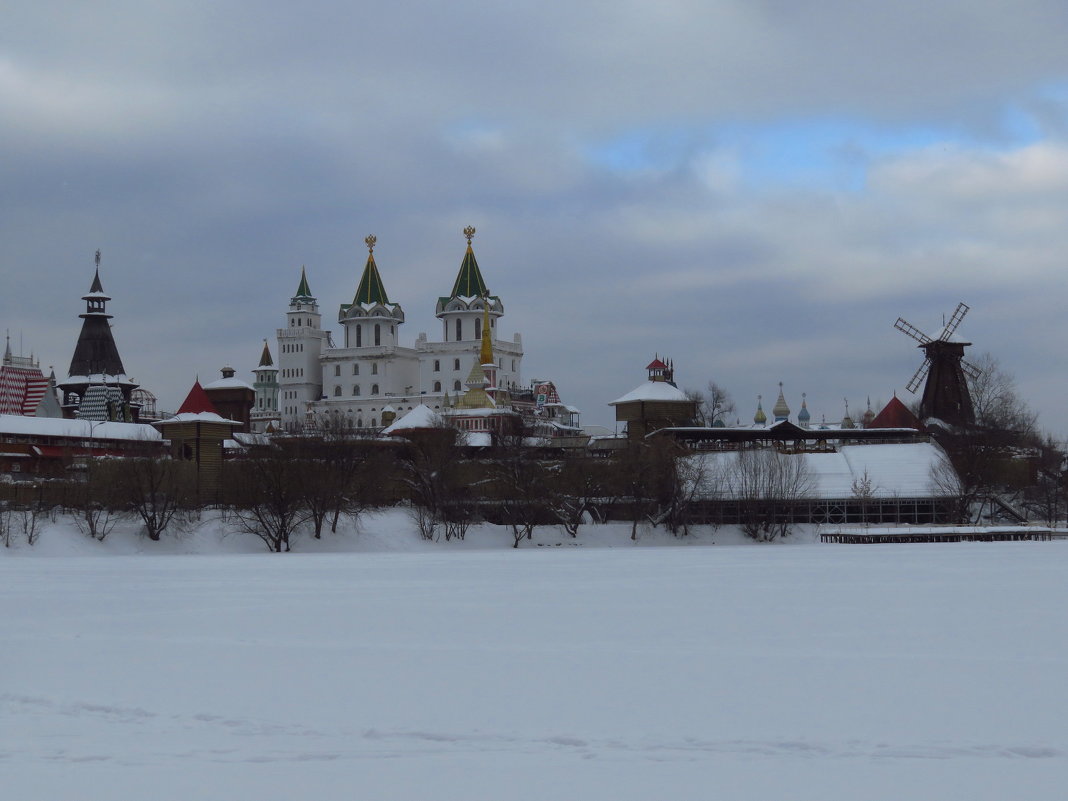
820, 526, 1065, 544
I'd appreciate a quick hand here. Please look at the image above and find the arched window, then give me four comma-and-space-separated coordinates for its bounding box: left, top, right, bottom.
358, 418, 363, 428
356, 325, 362, 347
334, 386, 341, 396
374, 324, 381, 346
372, 384, 379, 395
453, 380, 461, 391
352, 386, 360, 396
475, 317, 481, 340
453, 358, 460, 371
371, 363, 378, 375
353, 364, 359, 375
433, 360, 440, 372
511, 359, 515, 371
433, 381, 441, 392
371, 418, 377, 428
334, 365, 341, 376
455, 319, 462, 340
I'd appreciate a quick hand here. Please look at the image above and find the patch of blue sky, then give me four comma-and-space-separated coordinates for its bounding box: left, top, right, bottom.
585, 109, 1051, 192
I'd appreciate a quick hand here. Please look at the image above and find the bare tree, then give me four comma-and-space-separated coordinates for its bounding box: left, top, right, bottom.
222, 448, 309, 552
546, 452, 612, 537
101, 455, 197, 541
704, 381, 736, 426
929, 451, 970, 523
68, 456, 118, 541
642, 442, 710, 537
491, 431, 550, 548
728, 448, 814, 541
395, 421, 463, 541
850, 468, 878, 528
0, 503, 11, 548
18, 482, 48, 546
968, 353, 1038, 436
609, 437, 697, 539
687, 381, 737, 427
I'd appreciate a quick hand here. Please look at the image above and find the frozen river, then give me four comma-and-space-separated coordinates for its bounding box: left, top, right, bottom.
4, 542, 1067, 799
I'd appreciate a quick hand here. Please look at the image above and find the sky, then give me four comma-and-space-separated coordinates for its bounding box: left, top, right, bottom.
3, 1, 1068, 433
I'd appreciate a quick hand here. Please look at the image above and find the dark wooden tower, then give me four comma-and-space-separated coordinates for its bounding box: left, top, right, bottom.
56, 251, 139, 419
894, 302, 981, 427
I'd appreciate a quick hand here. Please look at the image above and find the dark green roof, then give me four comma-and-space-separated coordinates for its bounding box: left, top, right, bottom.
294, 266, 313, 299
352, 253, 390, 306
449, 245, 488, 298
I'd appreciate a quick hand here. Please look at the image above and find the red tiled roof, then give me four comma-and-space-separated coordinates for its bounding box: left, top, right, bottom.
868, 396, 923, 430
176, 380, 221, 415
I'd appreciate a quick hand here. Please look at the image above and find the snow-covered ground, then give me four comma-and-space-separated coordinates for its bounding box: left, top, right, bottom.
4, 513, 1067, 799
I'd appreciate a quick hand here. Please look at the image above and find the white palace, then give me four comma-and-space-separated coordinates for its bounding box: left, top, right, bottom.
275, 227, 524, 430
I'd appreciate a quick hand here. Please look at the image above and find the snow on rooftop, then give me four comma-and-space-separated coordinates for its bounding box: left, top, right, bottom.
0, 414, 161, 441
203, 377, 255, 391
154, 412, 242, 426
381, 404, 441, 433
609, 381, 690, 405
694, 441, 955, 499
59, 374, 136, 386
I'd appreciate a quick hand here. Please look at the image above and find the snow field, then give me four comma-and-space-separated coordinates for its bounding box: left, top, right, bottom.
3, 520, 1068, 799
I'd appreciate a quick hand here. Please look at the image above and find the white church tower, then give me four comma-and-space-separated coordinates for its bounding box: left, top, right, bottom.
277, 267, 329, 429
251, 340, 280, 433
432, 226, 523, 396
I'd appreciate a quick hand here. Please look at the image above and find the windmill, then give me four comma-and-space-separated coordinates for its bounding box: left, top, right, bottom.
894, 302, 982, 426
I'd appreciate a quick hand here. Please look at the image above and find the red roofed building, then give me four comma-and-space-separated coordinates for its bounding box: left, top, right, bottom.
0, 337, 61, 418
154, 380, 241, 500
868, 396, 923, 431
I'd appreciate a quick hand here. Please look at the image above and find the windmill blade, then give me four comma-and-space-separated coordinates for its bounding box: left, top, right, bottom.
894, 317, 932, 344
906, 358, 931, 393
939, 302, 970, 340
961, 358, 983, 380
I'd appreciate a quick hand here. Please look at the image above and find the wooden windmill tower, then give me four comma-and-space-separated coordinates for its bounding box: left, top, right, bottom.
894, 302, 982, 427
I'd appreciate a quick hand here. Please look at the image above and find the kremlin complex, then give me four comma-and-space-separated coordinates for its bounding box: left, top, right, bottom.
0, 229, 950, 527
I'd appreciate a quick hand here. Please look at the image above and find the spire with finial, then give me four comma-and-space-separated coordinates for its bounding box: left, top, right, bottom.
449, 225, 489, 298
293, 265, 313, 301
842, 398, 855, 429
258, 339, 274, 368
861, 396, 875, 428
350, 234, 391, 306
90, 250, 104, 294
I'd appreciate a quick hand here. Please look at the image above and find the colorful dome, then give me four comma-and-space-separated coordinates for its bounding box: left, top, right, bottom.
772, 382, 790, 422
797, 393, 811, 427
754, 395, 767, 425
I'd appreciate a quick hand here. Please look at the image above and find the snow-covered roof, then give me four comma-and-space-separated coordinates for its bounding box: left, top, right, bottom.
58, 374, 137, 386
445, 406, 518, 418
693, 442, 956, 500
233, 431, 271, 446
610, 381, 690, 405
381, 404, 441, 433
203, 376, 255, 391
153, 412, 242, 426
0, 414, 161, 442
